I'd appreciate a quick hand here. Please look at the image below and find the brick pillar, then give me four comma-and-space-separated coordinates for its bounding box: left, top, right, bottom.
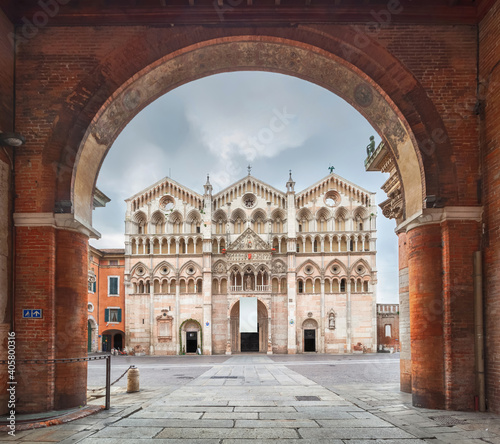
54, 229, 88, 410
14, 215, 92, 413
441, 220, 479, 410
407, 223, 445, 409
14, 226, 57, 413
398, 231, 411, 393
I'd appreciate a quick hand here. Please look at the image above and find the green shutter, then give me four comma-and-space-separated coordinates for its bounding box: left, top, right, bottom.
105, 308, 109, 322
117, 309, 122, 323
93, 281, 96, 293
110, 277, 118, 295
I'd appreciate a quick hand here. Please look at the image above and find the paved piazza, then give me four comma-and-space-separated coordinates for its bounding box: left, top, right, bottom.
3, 354, 500, 443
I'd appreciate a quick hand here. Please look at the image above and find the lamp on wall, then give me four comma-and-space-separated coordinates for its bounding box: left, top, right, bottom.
0, 132, 25, 147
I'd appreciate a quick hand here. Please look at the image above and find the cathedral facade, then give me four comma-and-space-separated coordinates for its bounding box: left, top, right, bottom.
124, 171, 377, 355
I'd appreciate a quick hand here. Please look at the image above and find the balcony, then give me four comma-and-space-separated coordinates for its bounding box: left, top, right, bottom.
229, 285, 271, 293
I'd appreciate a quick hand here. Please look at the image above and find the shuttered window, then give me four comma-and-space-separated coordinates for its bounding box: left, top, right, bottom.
105, 308, 122, 323
108, 276, 119, 295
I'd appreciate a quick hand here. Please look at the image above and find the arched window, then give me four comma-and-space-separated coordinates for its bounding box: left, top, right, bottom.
340, 278, 346, 292
298, 280, 304, 293
385, 324, 392, 337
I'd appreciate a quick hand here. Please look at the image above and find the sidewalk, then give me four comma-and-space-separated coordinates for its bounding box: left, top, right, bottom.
2, 355, 499, 443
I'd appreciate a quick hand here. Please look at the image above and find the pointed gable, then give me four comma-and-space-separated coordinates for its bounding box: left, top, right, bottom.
228, 228, 271, 251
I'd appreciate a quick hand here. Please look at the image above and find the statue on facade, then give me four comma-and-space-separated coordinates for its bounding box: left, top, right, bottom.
328, 165, 335, 174
328, 310, 336, 330
366, 136, 375, 157
246, 274, 253, 291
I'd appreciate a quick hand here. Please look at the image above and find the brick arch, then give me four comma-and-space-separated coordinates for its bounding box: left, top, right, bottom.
54, 33, 453, 227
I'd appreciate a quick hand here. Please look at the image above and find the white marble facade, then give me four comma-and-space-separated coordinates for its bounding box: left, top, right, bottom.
124, 171, 377, 355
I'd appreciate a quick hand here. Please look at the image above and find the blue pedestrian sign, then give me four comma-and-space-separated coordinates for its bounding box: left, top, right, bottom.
22, 309, 43, 319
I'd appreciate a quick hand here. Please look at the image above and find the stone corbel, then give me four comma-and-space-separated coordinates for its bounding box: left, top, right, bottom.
397, 206, 483, 233
14, 212, 101, 239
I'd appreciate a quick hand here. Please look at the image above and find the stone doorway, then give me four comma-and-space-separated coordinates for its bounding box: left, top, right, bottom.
304, 330, 316, 352
186, 331, 198, 353
230, 299, 268, 353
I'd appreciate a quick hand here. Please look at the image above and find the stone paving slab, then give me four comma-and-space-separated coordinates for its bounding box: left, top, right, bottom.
222, 440, 344, 444
201, 412, 258, 419
111, 418, 234, 428
258, 411, 355, 420
298, 426, 418, 439
316, 418, 394, 428
132, 411, 203, 419
91, 426, 164, 439
156, 426, 300, 439
234, 419, 319, 428
74, 439, 221, 444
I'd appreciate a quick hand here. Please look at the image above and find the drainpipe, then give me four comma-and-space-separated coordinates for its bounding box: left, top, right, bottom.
474, 251, 485, 412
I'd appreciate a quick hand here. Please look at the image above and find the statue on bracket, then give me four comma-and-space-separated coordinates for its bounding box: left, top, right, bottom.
328, 309, 336, 330
366, 135, 376, 157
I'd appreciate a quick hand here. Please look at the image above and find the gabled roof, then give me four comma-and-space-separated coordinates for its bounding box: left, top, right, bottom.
125, 176, 203, 202
213, 175, 286, 199
296, 172, 375, 197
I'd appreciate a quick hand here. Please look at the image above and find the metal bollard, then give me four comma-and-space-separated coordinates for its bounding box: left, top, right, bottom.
127, 365, 140, 393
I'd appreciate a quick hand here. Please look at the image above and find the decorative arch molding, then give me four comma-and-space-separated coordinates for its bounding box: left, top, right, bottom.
212, 209, 228, 222
230, 208, 247, 222
152, 260, 175, 276
186, 209, 202, 223
133, 211, 147, 224
297, 207, 313, 221
179, 260, 202, 276
151, 210, 166, 224
316, 207, 332, 220
302, 318, 319, 329
349, 258, 372, 275
169, 210, 183, 223
325, 259, 348, 277
297, 259, 321, 276
353, 206, 369, 219
63, 34, 452, 228
335, 206, 349, 220
178, 318, 203, 355
271, 208, 286, 221
251, 208, 267, 221
130, 261, 149, 276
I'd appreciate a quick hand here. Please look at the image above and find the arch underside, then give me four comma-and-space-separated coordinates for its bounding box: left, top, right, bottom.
73, 37, 425, 228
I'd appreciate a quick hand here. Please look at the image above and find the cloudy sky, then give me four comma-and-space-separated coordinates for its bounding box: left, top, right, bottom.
91, 71, 398, 303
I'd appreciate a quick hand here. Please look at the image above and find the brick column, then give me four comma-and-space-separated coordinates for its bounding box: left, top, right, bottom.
398, 231, 411, 393
54, 229, 88, 409
13, 214, 96, 413
441, 220, 479, 410
14, 225, 57, 413
407, 223, 445, 409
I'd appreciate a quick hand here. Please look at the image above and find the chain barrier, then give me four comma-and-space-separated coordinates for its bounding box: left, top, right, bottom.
0, 354, 112, 410
88, 365, 134, 392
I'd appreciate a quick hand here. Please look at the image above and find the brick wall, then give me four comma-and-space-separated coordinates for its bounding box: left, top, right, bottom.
480, 0, 500, 414
377, 304, 399, 350
0, 7, 14, 416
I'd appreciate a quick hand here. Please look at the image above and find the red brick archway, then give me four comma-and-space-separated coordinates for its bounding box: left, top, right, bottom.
11, 26, 482, 414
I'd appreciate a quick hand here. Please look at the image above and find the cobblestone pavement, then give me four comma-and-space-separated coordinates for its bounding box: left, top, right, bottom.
2, 355, 499, 443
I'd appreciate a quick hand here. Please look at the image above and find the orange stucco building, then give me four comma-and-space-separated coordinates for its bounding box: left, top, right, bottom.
87, 247, 125, 353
